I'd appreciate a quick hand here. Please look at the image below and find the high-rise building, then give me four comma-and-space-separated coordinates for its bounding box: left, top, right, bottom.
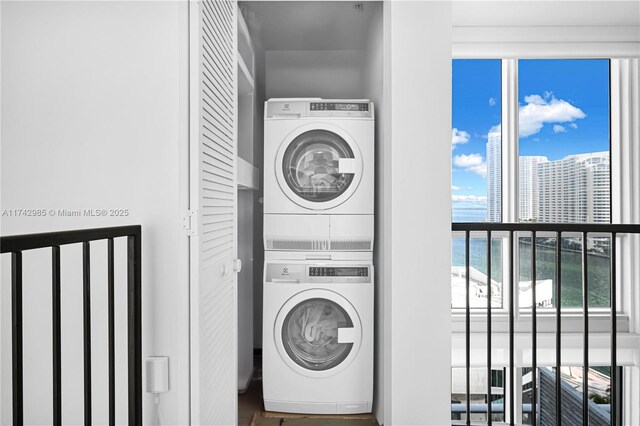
486, 138, 609, 224
486, 132, 501, 222
519, 156, 549, 222
537, 152, 610, 223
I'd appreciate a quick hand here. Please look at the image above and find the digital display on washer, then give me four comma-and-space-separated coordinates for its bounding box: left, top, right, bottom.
309, 267, 368, 277
310, 102, 368, 112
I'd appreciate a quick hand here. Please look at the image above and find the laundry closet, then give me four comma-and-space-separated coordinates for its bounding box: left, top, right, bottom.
2, 0, 454, 424
233, 0, 384, 418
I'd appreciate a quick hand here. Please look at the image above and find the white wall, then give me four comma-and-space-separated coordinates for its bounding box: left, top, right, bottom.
252, 46, 267, 350
383, 2, 452, 425
265, 50, 366, 100
237, 89, 255, 386
363, 2, 385, 424
0, 2, 190, 424
453, 0, 640, 27
238, 189, 254, 389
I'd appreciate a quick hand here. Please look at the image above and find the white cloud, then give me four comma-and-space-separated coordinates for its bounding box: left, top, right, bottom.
489, 97, 497, 106
569, 122, 578, 129
453, 153, 487, 177
452, 128, 470, 148
452, 194, 487, 204
454, 153, 483, 168
519, 92, 586, 137
553, 124, 567, 133
524, 94, 546, 105
488, 124, 501, 135
452, 185, 461, 191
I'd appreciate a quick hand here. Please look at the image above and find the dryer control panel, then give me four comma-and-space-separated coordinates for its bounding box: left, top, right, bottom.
266, 263, 372, 284
265, 99, 374, 119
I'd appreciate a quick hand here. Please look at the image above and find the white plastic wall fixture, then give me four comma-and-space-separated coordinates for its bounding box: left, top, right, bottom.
145, 356, 169, 394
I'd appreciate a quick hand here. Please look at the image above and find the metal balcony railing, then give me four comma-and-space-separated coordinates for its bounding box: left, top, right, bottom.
1, 226, 143, 426
451, 222, 640, 426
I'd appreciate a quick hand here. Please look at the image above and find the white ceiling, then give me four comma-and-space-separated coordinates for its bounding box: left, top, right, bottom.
240, 1, 381, 51
452, 1, 640, 27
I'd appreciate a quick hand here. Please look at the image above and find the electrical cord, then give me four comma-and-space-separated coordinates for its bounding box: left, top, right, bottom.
154, 393, 162, 426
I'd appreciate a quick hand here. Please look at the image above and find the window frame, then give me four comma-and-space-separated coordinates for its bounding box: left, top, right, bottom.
452, 56, 630, 333
507, 59, 614, 324
451, 52, 638, 335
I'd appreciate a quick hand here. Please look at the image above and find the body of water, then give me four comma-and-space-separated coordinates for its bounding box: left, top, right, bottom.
451, 208, 611, 308
452, 208, 487, 223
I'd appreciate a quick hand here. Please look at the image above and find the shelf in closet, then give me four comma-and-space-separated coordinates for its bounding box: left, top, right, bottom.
237, 156, 259, 190
237, 5, 254, 71
237, 54, 254, 95
237, 5, 254, 95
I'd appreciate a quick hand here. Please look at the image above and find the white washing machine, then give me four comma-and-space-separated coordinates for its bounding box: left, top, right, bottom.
264, 98, 374, 253
262, 252, 373, 414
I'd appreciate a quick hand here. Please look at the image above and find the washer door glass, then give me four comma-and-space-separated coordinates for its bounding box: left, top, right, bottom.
282, 130, 355, 202
281, 298, 354, 371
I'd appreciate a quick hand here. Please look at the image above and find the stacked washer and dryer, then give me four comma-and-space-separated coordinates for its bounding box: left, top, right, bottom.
262, 98, 375, 415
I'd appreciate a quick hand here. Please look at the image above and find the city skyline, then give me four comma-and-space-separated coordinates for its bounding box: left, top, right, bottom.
485, 148, 611, 223
452, 59, 610, 221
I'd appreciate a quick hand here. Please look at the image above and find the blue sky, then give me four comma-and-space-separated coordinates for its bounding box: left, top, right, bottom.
451, 59, 610, 212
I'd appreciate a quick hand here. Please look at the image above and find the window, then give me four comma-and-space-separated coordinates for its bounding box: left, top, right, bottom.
452, 59, 612, 310
451, 59, 611, 224
451, 60, 504, 309
451, 59, 501, 223
518, 60, 610, 224
451, 367, 506, 423
517, 59, 612, 309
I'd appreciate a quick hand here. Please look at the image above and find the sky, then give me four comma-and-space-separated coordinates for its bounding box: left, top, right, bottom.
451, 59, 610, 213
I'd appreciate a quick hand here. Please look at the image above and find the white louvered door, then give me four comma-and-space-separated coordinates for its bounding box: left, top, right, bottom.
189, 0, 238, 424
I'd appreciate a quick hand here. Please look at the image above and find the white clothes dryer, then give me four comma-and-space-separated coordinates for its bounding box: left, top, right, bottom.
263, 99, 374, 252
262, 253, 373, 414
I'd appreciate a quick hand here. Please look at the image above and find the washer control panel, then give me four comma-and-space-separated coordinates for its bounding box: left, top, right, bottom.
310, 102, 369, 112
266, 263, 372, 284
309, 266, 368, 277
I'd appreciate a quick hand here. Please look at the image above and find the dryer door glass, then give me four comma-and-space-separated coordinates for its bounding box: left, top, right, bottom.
282, 130, 355, 202
281, 298, 354, 371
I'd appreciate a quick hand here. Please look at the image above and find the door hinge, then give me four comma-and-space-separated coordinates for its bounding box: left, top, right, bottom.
183, 209, 198, 236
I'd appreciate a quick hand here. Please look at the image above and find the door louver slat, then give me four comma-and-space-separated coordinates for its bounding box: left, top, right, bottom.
190, 0, 237, 424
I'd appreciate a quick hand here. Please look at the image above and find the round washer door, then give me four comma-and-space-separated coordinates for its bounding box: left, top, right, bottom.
275, 123, 363, 211
274, 289, 363, 378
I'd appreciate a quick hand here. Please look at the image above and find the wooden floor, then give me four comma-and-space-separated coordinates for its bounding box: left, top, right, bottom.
238, 365, 265, 426
237, 356, 378, 426
251, 413, 378, 426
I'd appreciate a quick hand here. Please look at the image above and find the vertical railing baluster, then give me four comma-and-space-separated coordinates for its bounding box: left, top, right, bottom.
52, 246, 62, 426
531, 231, 537, 426
12, 251, 24, 426
615, 366, 622, 425
465, 230, 471, 425
487, 231, 492, 425
1, 226, 145, 425
582, 232, 589, 425
128, 232, 143, 425
508, 230, 515, 426
83, 241, 92, 426
108, 238, 115, 426
556, 232, 562, 426
610, 233, 617, 426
